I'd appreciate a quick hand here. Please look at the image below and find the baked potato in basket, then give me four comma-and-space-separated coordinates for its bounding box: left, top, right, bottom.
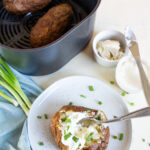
3, 0, 51, 14
30, 3, 74, 48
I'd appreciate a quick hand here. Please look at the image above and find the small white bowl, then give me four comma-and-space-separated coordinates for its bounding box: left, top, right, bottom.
92, 30, 129, 67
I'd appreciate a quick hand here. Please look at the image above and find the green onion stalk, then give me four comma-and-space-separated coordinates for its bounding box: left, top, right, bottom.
0, 89, 18, 107
0, 57, 32, 115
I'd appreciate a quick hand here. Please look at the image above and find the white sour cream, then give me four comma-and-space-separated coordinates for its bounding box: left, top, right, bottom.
116, 56, 150, 93
59, 111, 106, 150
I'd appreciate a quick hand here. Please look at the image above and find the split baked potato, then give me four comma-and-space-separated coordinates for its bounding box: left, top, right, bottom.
50, 105, 110, 150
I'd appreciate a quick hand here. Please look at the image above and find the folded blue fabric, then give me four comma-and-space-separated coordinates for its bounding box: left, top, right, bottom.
0, 67, 42, 150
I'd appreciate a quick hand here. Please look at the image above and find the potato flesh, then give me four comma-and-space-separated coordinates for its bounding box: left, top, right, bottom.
59, 111, 107, 150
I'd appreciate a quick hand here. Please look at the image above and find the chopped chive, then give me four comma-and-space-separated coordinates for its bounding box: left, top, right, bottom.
119, 133, 124, 141
130, 102, 134, 106
64, 133, 72, 140
61, 117, 67, 122
113, 116, 118, 119
72, 136, 79, 143
110, 81, 115, 85
86, 132, 94, 141
65, 119, 71, 123
121, 92, 126, 96
96, 115, 100, 120
67, 125, 70, 130
89, 85, 94, 91
79, 143, 81, 147
86, 110, 91, 113
37, 116, 42, 119
98, 101, 102, 105
142, 138, 145, 142
38, 142, 44, 146
148, 143, 150, 146
68, 102, 73, 105
121, 91, 129, 96
112, 136, 118, 139
44, 114, 48, 119
64, 130, 66, 135
80, 95, 86, 98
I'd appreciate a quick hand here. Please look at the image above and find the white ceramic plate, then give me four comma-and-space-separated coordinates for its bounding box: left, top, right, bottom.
28, 76, 132, 150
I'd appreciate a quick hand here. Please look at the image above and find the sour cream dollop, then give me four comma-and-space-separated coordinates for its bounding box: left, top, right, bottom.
116, 56, 150, 93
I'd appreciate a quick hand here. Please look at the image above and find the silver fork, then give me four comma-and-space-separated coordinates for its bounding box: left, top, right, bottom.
78, 107, 150, 125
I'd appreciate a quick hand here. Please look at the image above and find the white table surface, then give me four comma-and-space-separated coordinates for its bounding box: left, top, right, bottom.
32, 0, 150, 149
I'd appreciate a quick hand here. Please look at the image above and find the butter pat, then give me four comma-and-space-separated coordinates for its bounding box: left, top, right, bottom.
96, 40, 124, 60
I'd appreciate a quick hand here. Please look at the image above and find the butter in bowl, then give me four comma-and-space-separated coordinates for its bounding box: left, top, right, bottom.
92, 30, 129, 67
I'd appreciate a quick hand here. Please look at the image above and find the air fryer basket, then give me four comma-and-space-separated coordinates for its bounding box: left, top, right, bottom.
0, 0, 101, 75
0, 0, 88, 49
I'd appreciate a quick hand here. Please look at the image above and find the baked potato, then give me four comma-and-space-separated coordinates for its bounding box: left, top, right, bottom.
3, 0, 51, 14
50, 105, 110, 150
30, 3, 74, 48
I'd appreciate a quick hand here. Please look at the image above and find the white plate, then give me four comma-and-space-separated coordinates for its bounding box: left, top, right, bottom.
28, 76, 132, 150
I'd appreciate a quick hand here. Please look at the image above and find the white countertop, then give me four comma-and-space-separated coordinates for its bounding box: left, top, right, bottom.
32, 0, 150, 149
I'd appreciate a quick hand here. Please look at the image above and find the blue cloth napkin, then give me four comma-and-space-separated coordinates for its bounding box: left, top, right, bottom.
0, 67, 43, 150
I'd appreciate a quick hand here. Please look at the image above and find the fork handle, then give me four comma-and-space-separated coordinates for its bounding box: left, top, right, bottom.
135, 58, 150, 105
121, 107, 150, 121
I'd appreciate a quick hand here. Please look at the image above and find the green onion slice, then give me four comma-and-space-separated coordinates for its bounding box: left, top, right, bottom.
72, 136, 79, 143
89, 85, 94, 91
64, 133, 72, 140
86, 132, 94, 141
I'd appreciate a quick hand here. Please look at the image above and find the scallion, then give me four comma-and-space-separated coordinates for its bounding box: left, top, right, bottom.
119, 133, 124, 141
86, 110, 91, 113
130, 102, 134, 106
110, 81, 115, 85
38, 142, 44, 146
64, 133, 72, 140
113, 116, 118, 119
98, 101, 102, 105
44, 114, 48, 119
80, 95, 86, 98
89, 85, 94, 91
112, 136, 118, 139
0, 79, 29, 115
0, 57, 32, 115
68, 102, 73, 105
86, 132, 94, 141
65, 119, 71, 123
37, 116, 42, 119
0, 89, 18, 106
142, 138, 145, 142
72, 136, 79, 143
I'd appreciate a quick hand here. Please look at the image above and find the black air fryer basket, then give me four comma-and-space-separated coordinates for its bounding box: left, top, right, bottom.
0, 0, 101, 75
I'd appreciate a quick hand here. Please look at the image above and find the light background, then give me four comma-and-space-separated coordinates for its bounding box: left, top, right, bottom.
32, 0, 150, 149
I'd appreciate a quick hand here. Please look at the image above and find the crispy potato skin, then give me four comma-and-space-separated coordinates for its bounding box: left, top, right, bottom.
30, 4, 74, 48
3, 0, 51, 14
50, 105, 110, 150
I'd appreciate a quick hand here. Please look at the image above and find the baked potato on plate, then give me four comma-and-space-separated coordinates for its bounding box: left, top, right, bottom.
28, 76, 132, 150
50, 105, 110, 150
